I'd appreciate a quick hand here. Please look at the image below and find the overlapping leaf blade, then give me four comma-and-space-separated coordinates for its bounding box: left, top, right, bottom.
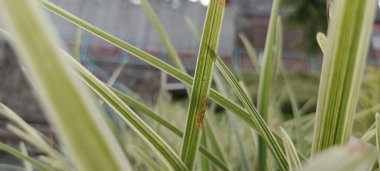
257, 0, 281, 166
280, 128, 302, 171
212, 54, 288, 170
68, 55, 188, 171
36, 0, 269, 141
0, 142, 51, 171
0, 0, 131, 170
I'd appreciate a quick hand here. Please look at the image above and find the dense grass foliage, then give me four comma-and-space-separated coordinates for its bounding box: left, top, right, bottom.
0, 0, 379, 170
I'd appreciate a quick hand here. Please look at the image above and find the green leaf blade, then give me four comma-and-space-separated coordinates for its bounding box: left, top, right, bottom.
180, 0, 225, 169
36, 1, 298, 165
0, 142, 51, 171
0, 0, 131, 170
376, 113, 380, 165
69, 56, 188, 171
256, 0, 281, 167
311, 0, 377, 154
280, 128, 302, 171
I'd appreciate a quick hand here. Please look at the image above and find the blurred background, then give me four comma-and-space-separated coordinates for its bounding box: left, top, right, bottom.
0, 0, 379, 166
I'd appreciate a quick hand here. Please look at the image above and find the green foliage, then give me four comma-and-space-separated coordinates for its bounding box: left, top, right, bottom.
180, 0, 224, 169
0, 0, 131, 170
0, 0, 379, 170
311, 0, 377, 154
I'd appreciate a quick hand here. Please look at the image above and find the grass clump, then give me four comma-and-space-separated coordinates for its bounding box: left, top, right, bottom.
0, 0, 379, 170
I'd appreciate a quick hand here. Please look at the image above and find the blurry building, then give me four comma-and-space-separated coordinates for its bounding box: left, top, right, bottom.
1, 0, 379, 72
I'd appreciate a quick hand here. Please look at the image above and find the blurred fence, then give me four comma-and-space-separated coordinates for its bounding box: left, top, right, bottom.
1, 35, 379, 75
77, 42, 379, 73
77, 40, 319, 72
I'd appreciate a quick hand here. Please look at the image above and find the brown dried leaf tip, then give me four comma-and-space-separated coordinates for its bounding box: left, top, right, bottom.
196, 96, 208, 129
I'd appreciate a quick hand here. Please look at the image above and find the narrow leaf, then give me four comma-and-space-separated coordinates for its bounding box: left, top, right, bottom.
68, 54, 188, 171
312, 0, 377, 154
111, 88, 229, 171
141, 0, 187, 73
210, 15, 289, 169
204, 117, 228, 164
213, 53, 287, 170
19, 142, 33, 171
0, 0, 131, 170
185, 16, 201, 40
35, 0, 294, 160
239, 33, 261, 74
257, 0, 282, 168
213, 70, 249, 171
107, 57, 128, 86
280, 128, 302, 171
35, 0, 255, 138
0, 104, 64, 162
128, 144, 164, 171
0, 142, 51, 171
200, 133, 210, 171
180, 0, 225, 169
74, 27, 81, 61
376, 113, 380, 165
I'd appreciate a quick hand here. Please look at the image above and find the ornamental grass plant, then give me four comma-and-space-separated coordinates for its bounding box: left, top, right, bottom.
0, 0, 379, 170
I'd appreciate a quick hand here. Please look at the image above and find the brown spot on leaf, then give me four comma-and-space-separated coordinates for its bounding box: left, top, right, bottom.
197, 96, 208, 129
218, 0, 226, 6
197, 109, 205, 129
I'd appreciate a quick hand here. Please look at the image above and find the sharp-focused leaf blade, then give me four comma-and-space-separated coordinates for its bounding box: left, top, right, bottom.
180, 0, 225, 169
312, 0, 377, 154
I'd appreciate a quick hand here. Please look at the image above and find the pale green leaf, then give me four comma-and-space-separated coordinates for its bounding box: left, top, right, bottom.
141, 0, 187, 74
280, 128, 302, 171
107, 57, 128, 86
316, 32, 327, 54
304, 143, 376, 171
0, 142, 51, 171
35, 0, 267, 142
213, 53, 287, 170
68, 54, 188, 171
0, 104, 65, 163
312, 0, 377, 154
35, 0, 298, 164
19, 142, 33, 171
128, 144, 164, 171
257, 0, 282, 168
213, 70, 249, 171
376, 113, 380, 165
204, 117, 228, 165
74, 27, 81, 61
0, 0, 131, 170
210, 13, 289, 169
111, 88, 230, 171
239, 33, 260, 74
